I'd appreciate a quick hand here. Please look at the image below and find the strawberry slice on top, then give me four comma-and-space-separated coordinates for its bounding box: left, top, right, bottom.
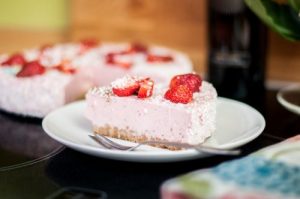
170, 73, 202, 93
146, 54, 173, 63
127, 43, 148, 54
1, 53, 26, 66
79, 39, 99, 54
138, 79, 154, 99
16, 61, 46, 77
54, 60, 77, 74
112, 76, 154, 98
164, 84, 193, 104
105, 53, 132, 70
112, 76, 141, 97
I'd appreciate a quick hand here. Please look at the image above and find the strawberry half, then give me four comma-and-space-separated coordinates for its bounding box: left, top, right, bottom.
170, 73, 202, 93
127, 43, 148, 53
164, 85, 193, 104
53, 60, 76, 74
147, 54, 173, 62
105, 53, 132, 69
1, 53, 26, 66
55, 64, 76, 74
80, 39, 99, 48
79, 39, 99, 54
112, 76, 140, 97
16, 61, 46, 77
138, 79, 154, 98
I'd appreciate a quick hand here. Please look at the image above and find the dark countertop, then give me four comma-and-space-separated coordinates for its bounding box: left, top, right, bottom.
0, 90, 299, 199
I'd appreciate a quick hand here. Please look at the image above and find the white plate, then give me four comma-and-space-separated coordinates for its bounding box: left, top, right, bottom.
42, 98, 265, 162
277, 84, 300, 115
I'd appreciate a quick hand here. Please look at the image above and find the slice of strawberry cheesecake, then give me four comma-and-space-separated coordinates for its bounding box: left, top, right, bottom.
85, 74, 217, 149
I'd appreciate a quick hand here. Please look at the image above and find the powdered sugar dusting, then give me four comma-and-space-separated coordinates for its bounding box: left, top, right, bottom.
88, 86, 112, 96
111, 75, 137, 88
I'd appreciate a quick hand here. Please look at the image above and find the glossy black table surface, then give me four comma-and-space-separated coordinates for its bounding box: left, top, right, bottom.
0, 90, 299, 199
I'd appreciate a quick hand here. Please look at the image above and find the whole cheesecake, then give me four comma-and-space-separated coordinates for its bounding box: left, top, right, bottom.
85, 74, 217, 149
0, 41, 192, 117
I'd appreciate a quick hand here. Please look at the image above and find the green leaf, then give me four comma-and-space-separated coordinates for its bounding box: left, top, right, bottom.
289, 0, 300, 12
245, 0, 300, 41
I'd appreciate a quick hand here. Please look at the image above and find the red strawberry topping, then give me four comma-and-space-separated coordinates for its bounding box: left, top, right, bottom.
170, 73, 202, 93
112, 76, 154, 98
147, 54, 173, 62
112, 76, 140, 97
80, 39, 99, 48
164, 84, 193, 104
138, 79, 154, 98
16, 61, 46, 77
53, 60, 76, 74
54, 62, 76, 74
105, 53, 132, 69
79, 39, 99, 54
1, 53, 26, 66
127, 43, 148, 53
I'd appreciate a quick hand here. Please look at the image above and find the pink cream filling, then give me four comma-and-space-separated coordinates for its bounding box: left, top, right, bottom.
85, 94, 194, 143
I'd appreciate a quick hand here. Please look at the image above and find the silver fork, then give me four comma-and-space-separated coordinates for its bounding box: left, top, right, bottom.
89, 134, 241, 155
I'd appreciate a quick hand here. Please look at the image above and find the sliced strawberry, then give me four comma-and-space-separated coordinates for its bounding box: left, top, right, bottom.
147, 54, 173, 62
79, 39, 99, 54
1, 53, 26, 66
164, 85, 193, 104
105, 53, 132, 69
112, 76, 140, 97
170, 73, 202, 93
54, 63, 76, 74
16, 61, 46, 77
112, 84, 140, 97
138, 79, 154, 98
80, 39, 99, 48
105, 53, 115, 64
127, 43, 148, 53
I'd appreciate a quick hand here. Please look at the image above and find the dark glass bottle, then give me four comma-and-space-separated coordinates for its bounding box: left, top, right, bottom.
207, 0, 267, 106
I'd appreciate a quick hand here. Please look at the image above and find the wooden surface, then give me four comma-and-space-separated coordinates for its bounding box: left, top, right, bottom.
0, 0, 299, 82
0, 28, 66, 53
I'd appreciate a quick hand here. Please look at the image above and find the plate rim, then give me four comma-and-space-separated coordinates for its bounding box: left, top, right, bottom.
42, 97, 265, 162
277, 84, 300, 115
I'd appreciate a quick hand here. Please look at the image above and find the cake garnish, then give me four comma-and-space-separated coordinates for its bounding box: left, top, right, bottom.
106, 53, 133, 69
164, 73, 202, 104
54, 60, 77, 74
137, 78, 154, 98
112, 76, 140, 96
1, 53, 26, 66
127, 43, 148, 53
79, 39, 99, 54
146, 54, 173, 62
170, 73, 202, 93
111, 76, 154, 98
164, 84, 193, 104
16, 60, 46, 77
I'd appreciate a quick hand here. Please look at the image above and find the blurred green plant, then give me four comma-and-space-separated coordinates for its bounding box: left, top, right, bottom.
245, 0, 300, 41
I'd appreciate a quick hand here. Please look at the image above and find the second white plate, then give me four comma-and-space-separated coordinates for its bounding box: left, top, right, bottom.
42, 98, 265, 162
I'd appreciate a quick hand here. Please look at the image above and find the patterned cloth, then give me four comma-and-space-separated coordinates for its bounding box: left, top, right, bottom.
161, 135, 300, 199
